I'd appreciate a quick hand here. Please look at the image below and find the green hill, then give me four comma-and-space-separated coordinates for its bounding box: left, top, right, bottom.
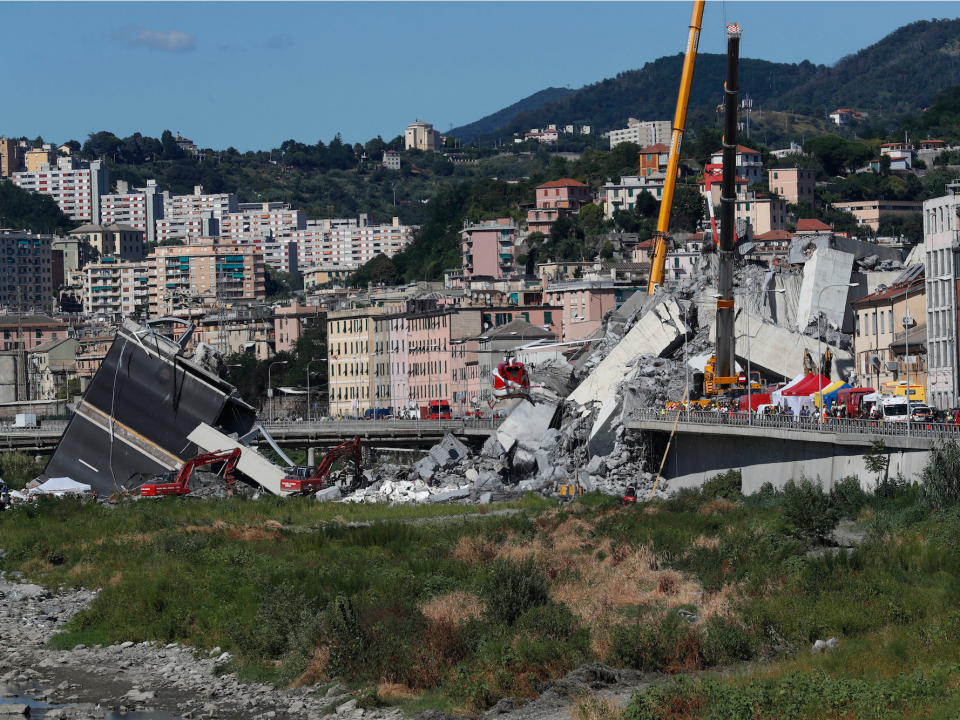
450, 87, 573, 142
0, 181, 76, 234
465, 17, 960, 146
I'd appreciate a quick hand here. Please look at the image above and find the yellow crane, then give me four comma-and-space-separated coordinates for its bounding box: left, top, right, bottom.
646, 0, 705, 294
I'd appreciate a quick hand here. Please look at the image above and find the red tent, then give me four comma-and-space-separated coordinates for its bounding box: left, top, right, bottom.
738, 393, 770, 411
781, 374, 831, 396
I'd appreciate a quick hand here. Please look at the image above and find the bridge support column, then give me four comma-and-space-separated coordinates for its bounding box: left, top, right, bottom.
307, 447, 316, 466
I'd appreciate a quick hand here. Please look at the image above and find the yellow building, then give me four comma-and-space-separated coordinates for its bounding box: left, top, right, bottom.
326, 306, 390, 417
25, 146, 56, 172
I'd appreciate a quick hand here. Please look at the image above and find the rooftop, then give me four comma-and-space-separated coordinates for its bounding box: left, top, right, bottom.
796, 218, 833, 232
537, 179, 588, 189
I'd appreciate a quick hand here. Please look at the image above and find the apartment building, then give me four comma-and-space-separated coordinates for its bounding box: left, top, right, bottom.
28, 337, 78, 400
69, 224, 146, 261
293, 215, 414, 269
0, 231, 56, 314
383, 150, 401, 170
852, 265, 926, 394
220, 202, 305, 244
639, 144, 670, 176
75, 331, 116, 379
149, 239, 265, 316
461, 218, 518, 281
83, 259, 150, 318
528, 179, 592, 234
0, 314, 73, 351
923, 184, 960, 409
832, 200, 924, 231
603, 176, 665, 218
0, 138, 23, 177
709, 145, 763, 184
303, 263, 358, 288
10, 157, 108, 223
769, 166, 816, 205
608, 119, 671, 150
99, 180, 165, 246
327, 306, 390, 417
405, 120, 441, 151
543, 281, 639, 341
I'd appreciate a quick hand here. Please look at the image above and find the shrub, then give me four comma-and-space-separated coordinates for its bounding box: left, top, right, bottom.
922, 439, 960, 509
781, 476, 838, 544
830, 476, 869, 519
480, 559, 550, 626
700, 470, 743, 501
517, 601, 577, 641
700, 615, 754, 666
608, 611, 699, 672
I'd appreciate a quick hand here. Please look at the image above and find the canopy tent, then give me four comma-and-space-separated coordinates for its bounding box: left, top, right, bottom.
781, 374, 832, 397
812, 381, 850, 409
769, 373, 806, 409
771, 374, 831, 416
30, 477, 92, 496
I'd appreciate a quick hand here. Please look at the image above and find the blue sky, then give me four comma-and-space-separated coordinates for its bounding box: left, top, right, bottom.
6, 2, 955, 152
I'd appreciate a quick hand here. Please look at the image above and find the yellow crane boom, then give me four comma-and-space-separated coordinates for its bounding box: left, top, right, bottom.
647, 0, 705, 294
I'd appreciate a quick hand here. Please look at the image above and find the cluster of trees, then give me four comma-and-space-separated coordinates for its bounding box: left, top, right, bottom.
0, 181, 75, 234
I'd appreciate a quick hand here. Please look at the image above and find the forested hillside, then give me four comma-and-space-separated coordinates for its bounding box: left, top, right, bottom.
449, 87, 572, 142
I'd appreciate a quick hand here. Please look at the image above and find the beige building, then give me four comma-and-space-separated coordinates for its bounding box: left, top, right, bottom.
28, 337, 78, 400
404, 120, 441, 151
832, 199, 924, 231
608, 119, 671, 150
769, 166, 815, 205
851, 267, 926, 393
69, 224, 145, 261
83, 260, 150, 318
326, 306, 390, 417
25, 145, 56, 172
149, 240, 266, 316
304, 263, 358, 289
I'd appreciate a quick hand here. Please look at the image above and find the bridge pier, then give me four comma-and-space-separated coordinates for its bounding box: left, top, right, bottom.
307, 447, 315, 466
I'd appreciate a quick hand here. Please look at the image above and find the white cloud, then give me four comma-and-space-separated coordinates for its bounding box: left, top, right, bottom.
112, 24, 196, 52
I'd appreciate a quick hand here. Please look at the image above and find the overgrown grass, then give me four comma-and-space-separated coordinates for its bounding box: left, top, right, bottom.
6, 445, 960, 717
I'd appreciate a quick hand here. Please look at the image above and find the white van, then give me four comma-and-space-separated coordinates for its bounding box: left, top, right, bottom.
878, 395, 909, 422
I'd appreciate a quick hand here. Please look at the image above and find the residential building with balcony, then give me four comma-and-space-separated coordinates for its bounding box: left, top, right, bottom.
0, 314, 73, 351
10, 157, 108, 223
303, 263, 358, 288
25, 146, 56, 172
923, 185, 960, 409
832, 199, 924, 231
603, 175, 665, 218
82, 259, 150, 319
851, 264, 926, 396
0, 231, 56, 313
639, 143, 670, 176
608, 119, 671, 150
709, 145, 763, 184
292, 215, 414, 269
528, 179, 592, 234
149, 239, 265, 316
327, 306, 390, 417
99, 180, 164, 246
461, 218, 518, 281
69, 224, 145, 261
543, 280, 640, 341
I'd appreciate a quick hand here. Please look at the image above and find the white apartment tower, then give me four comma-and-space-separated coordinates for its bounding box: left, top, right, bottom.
923, 183, 960, 409
608, 119, 671, 150
10, 157, 108, 223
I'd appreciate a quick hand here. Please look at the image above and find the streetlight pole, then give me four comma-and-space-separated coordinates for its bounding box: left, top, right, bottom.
816, 282, 858, 428
268, 360, 288, 421
306, 357, 326, 422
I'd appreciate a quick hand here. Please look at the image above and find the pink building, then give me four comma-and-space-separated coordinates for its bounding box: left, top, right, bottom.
273, 302, 324, 353
0, 315, 75, 350
528, 179, 592, 235
461, 218, 518, 281
543, 282, 639, 341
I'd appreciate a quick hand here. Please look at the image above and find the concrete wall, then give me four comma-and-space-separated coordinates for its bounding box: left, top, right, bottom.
648, 429, 930, 493
795, 247, 855, 332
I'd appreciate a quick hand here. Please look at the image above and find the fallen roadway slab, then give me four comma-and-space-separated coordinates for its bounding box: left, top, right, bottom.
188, 423, 289, 496
41, 320, 259, 497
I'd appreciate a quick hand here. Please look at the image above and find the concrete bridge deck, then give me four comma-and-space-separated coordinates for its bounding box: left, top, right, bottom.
626, 409, 951, 492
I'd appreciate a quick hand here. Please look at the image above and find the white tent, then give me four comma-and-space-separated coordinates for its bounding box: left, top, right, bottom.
770, 373, 806, 411
30, 477, 92, 496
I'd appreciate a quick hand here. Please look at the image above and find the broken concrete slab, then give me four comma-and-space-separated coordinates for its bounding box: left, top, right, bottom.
315, 486, 341, 502
588, 395, 622, 457
188, 423, 288, 495
428, 488, 470, 503
795, 247, 855, 332
481, 436, 505, 459
428, 434, 470, 469
496, 399, 561, 453
569, 298, 687, 409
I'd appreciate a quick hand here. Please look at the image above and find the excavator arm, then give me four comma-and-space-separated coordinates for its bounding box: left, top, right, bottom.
280, 436, 363, 494
141, 448, 243, 497
647, 0, 705, 294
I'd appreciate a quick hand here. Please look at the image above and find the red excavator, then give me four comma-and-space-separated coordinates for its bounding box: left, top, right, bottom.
141, 448, 243, 497
280, 436, 363, 494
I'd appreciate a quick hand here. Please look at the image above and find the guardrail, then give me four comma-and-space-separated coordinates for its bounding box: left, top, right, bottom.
628, 408, 960, 440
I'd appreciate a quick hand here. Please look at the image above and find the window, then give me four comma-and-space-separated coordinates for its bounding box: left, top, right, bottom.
544, 312, 553, 325
880, 311, 885, 335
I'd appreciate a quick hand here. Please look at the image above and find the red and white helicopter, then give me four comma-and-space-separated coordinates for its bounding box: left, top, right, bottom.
489, 357, 535, 407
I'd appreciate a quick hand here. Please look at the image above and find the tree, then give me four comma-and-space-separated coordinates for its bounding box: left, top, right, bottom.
600, 240, 614, 260
802, 135, 872, 176
877, 212, 923, 243
348, 254, 399, 287
0, 180, 75, 234
161, 130, 182, 160
578, 202, 606, 235
670, 184, 705, 232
